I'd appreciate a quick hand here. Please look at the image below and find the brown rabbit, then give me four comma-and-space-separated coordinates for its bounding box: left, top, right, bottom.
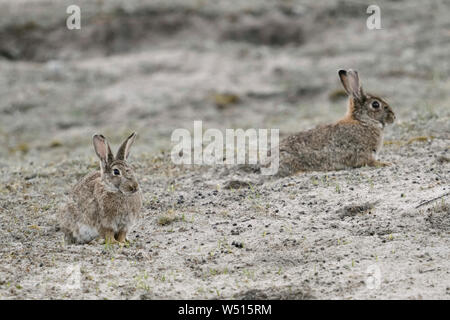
269, 69, 395, 177
59, 133, 142, 244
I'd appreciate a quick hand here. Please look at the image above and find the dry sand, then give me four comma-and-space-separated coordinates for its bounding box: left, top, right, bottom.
0, 0, 448, 299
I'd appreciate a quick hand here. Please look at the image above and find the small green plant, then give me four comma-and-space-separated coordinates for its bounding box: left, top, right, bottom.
135, 271, 150, 292
209, 268, 218, 276
104, 239, 116, 252
243, 268, 255, 280
157, 211, 177, 226
335, 183, 341, 193
248, 183, 260, 199
277, 267, 283, 275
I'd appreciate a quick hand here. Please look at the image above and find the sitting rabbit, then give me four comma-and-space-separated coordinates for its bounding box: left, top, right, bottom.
59, 132, 142, 244
267, 69, 396, 177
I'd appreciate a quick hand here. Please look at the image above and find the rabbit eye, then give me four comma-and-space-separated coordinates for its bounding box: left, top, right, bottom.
113, 169, 120, 176
372, 101, 380, 109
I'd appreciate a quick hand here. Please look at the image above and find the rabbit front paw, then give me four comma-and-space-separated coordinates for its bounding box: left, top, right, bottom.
369, 160, 392, 167
104, 230, 119, 245
116, 231, 128, 243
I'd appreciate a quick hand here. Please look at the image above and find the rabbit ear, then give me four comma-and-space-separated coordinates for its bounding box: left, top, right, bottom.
116, 132, 137, 160
93, 134, 114, 167
339, 69, 364, 100
338, 70, 351, 94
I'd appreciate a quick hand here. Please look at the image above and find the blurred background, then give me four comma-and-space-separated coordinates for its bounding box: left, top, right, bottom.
0, 0, 449, 163
0, 0, 449, 300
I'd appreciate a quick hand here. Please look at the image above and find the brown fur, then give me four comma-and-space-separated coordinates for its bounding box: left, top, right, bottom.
59, 133, 142, 244
271, 69, 395, 177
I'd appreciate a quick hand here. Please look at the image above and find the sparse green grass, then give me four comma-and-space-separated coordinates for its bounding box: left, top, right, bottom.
157, 209, 180, 226
134, 271, 150, 292
0, 0, 448, 301
157, 214, 177, 226
337, 238, 350, 246
431, 200, 449, 214
335, 183, 341, 194
242, 268, 255, 280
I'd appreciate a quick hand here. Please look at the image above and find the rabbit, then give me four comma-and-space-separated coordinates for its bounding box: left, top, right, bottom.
59, 132, 142, 244
263, 69, 396, 177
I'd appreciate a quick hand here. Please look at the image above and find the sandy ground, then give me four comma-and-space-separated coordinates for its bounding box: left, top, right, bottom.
0, 0, 449, 299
